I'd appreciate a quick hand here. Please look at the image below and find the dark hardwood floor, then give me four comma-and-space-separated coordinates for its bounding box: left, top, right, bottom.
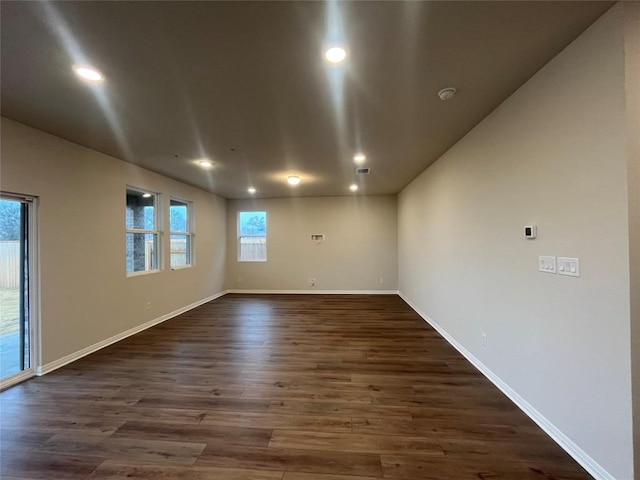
1, 294, 593, 479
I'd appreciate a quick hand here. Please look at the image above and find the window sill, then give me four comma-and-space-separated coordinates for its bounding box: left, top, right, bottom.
127, 269, 161, 278
170, 265, 193, 271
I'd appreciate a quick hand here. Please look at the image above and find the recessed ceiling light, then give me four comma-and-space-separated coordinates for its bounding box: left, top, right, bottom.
142, 193, 152, 198
247, 187, 256, 194
353, 153, 366, 163
73, 65, 104, 83
349, 184, 359, 192
287, 175, 301, 185
198, 160, 213, 168
324, 46, 347, 64
437, 87, 457, 101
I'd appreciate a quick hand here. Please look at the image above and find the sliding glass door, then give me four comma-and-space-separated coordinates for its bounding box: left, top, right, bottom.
0, 193, 36, 388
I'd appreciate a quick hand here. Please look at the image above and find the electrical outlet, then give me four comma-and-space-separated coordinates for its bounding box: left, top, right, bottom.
146, 302, 152, 310
238, 277, 242, 283
482, 334, 487, 348
308, 278, 316, 286
379, 277, 384, 284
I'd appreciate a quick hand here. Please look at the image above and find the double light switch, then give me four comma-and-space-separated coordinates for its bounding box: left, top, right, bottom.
539, 256, 580, 277
557, 257, 580, 277
538, 256, 556, 274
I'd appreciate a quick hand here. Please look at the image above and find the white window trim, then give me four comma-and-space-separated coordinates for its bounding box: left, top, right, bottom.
126, 187, 162, 276
126, 269, 160, 278
169, 197, 194, 270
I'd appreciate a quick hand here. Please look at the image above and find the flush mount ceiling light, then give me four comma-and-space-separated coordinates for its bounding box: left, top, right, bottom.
287, 175, 301, 185
247, 187, 256, 194
349, 184, 359, 192
72, 65, 104, 83
198, 160, 213, 168
353, 153, 366, 164
437, 87, 457, 101
323, 46, 347, 64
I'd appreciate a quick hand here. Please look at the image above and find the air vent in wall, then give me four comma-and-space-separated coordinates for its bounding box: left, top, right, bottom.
356, 167, 370, 174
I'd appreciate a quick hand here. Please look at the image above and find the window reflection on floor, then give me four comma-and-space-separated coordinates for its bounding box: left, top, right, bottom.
235, 299, 274, 361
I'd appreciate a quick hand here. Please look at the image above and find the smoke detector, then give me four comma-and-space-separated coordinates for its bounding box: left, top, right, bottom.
437, 87, 457, 101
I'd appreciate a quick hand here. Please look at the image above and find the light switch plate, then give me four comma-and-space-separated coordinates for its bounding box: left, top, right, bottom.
539, 256, 556, 274
557, 257, 580, 277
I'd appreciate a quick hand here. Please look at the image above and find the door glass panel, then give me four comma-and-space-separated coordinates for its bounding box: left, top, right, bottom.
0, 198, 29, 381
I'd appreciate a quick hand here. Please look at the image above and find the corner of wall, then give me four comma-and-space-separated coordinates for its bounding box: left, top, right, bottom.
624, 3, 640, 478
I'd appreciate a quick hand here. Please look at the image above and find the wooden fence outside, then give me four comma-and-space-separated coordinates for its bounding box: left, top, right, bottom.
0, 241, 19, 289
239, 236, 266, 261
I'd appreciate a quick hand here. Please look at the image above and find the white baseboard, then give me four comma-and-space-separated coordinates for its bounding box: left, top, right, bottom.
397, 291, 615, 480
36, 289, 392, 376
227, 289, 399, 295
36, 290, 229, 376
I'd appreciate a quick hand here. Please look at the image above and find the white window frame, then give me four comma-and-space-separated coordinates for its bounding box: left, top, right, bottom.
126, 187, 161, 276
169, 197, 194, 269
237, 211, 267, 262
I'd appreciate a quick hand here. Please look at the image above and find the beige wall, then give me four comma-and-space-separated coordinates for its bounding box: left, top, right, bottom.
225, 196, 397, 292
0, 118, 227, 367
398, 6, 633, 479
625, 3, 640, 477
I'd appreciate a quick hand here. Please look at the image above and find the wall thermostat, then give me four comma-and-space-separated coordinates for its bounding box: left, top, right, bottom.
524, 225, 537, 239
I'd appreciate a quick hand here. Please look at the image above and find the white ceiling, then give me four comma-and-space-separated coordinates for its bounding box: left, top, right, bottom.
1, 1, 612, 199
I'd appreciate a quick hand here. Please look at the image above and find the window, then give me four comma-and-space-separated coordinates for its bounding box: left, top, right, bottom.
170, 198, 192, 268
126, 188, 159, 274
238, 211, 267, 261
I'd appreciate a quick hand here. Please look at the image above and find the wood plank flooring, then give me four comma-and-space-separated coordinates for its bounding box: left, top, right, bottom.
0, 294, 593, 479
